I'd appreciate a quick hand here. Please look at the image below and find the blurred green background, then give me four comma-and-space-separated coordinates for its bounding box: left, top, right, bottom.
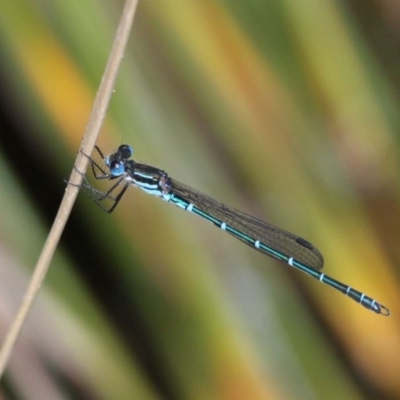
1, 1, 400, 399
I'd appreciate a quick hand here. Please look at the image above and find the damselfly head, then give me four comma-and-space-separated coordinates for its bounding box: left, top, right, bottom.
104, 144, 133, 172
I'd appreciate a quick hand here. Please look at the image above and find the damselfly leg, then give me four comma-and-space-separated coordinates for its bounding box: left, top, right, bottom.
71, 147, 130, 213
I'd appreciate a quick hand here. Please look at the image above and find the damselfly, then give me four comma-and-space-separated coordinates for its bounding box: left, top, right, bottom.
79, 144, 390, 316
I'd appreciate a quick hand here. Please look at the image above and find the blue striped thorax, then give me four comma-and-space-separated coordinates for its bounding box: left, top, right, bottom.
131, 164, 171, 198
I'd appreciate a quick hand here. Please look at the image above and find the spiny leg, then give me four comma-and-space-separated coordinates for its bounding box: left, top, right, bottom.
69, 147, 130, 212
105, 181, 130, 213
78, 147, 110, 180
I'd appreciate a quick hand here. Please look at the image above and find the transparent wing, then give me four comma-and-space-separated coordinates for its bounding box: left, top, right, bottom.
170, 178, 324, 270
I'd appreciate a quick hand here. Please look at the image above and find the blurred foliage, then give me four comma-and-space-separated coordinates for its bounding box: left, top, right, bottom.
1, 0, 400, 399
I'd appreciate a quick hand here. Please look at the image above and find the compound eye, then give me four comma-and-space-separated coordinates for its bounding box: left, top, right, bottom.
119, 144, 133, 159
109, 160, 125, 176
